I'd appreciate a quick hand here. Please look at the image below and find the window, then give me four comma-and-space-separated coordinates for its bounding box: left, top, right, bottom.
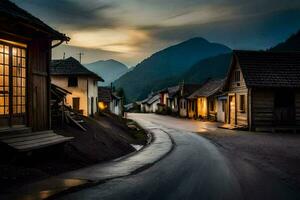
191, 101, 195, 111
234, 71, 240, 82
239, 95, 245, 112
68, 76, 78, 87
0, 43, 26, 117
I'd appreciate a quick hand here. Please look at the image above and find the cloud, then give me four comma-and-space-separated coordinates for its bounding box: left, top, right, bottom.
11, 0, 118, 30
11, 0, 300, 66
69, 28, 150, 53
137, 8, 300, 50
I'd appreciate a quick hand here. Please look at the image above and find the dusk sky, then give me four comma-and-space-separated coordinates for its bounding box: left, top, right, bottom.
12, 0, 300, 66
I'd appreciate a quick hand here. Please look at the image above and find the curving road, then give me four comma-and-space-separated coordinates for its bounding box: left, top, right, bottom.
58, 114, 300, 200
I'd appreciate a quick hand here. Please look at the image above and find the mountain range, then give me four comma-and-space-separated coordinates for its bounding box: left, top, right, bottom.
86, 29, 299, 103
114, 37, 231, 103
85, 59, 128, 86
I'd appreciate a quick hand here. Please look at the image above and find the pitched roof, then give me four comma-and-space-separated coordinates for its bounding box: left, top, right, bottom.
188, 79, 224, 99
98, 87, 111, 103
50, 57, 104, 81
147, 94, 160, 105
168, 85, 180, 98
233, 50, 300, 88
0, 0, 69, 41
181, 84, 202, 97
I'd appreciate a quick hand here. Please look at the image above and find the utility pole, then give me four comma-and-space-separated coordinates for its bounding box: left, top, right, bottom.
78, 52, 84, 63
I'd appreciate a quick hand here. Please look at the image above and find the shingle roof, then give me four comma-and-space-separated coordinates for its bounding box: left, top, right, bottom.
188, 79, 224, 99
147, 94, 160, 105
181, 84, 202, 97
50, 57, 104, 81
233, 50, 300, 88
98, 87, 111, 103
0, 0, 69, 41
168, 85, 180, 98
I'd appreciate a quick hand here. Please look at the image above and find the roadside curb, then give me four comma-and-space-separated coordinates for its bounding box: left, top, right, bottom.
1, 119, 174, 200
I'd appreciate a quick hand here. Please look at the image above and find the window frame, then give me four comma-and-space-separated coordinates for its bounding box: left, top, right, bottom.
239, 95, 246, 112
234, 70, 241, 82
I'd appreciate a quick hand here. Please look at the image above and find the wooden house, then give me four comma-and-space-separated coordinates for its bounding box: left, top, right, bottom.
159, 88, 169, 106
157, 88, 169, 113
178, 84, 201, 118
188, 79, 225, 121
141, 93, 160, 113
224, 50, 300, 131
166, 85, 180, 114
50, 57, 104, 117
0, 0, 73, 151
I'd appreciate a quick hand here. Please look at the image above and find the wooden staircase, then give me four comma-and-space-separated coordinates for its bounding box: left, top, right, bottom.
0, 128, 73, 152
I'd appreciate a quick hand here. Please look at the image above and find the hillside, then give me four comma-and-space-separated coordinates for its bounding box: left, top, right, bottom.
270, 30, 300, 51
183, 53, 232, 84
114, 38, 231, 103
85, 59, 128, 86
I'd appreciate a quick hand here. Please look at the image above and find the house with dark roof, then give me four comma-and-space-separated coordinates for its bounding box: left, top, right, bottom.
177, 84, 201, 118
162, 85, 181, 115
0, 0, 73, 151
188, 79, 225, 121
140, 93, 160, 113
50, 57, 104, 116
224, 50, 300, 131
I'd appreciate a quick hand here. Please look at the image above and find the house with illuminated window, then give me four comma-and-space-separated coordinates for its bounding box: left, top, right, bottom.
188, 79, 225, 121
0, 0, 74, 151
178, 84, 201, 118
223, 50, 300, 131
50, 57, 104, 116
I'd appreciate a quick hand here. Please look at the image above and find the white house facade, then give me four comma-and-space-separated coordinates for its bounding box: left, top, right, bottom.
50, 57, 103, 116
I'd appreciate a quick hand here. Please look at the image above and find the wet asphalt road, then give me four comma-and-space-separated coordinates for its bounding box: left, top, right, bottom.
58, 114, 300, 200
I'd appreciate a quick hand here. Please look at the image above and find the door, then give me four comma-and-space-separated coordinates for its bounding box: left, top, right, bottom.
229, 95, 236, 125
72, 97, 80, 111
0, 42, 27, 128
91, 97, 94, 116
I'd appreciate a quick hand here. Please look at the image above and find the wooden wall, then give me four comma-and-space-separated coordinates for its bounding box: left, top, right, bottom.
227, 61, 248, 126
188, 99, 196, 118
197, 97, 207, 118
251, 89, 274, 128
28, 37, 51, 131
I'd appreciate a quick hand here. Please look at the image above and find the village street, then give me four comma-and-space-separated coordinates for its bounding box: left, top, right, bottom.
57, 113, 300, 200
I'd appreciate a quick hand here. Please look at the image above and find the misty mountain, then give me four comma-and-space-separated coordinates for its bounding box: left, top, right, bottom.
114, 37, 231, 103
85, 59, 128, 86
